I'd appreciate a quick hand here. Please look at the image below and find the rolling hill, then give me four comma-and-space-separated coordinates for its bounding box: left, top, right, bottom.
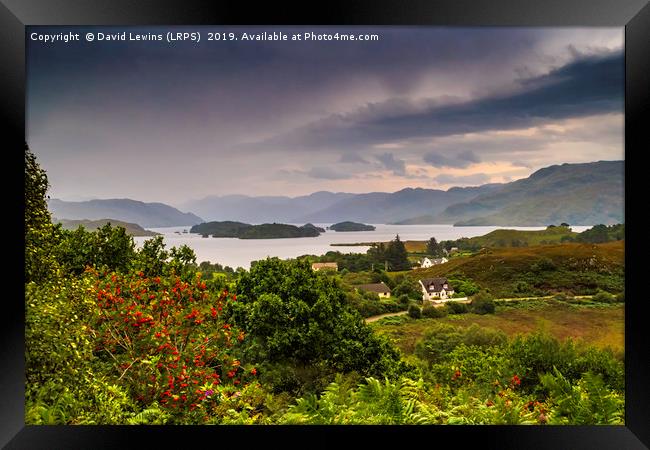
48, 198, 203, 228
432, 161, 624, 226
55, 218, 160, 237
407, 241, 624, 297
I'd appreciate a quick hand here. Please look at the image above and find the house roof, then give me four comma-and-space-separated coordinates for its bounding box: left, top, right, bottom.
357, 282, 391, 294
419, 277, 453, 292
311, 262, 338, 269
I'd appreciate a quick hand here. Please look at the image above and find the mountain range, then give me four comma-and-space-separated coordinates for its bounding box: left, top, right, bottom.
49, 160, 623, 228
48, 198, 203, 228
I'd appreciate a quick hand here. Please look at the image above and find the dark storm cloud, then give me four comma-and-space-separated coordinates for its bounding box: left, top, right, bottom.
26, 26, 623, 200
423, 150, 481, 168
265, 51, 623, 150
376, 153, 406, 176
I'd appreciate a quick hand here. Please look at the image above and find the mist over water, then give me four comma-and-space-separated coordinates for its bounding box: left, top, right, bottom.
134, 224, 592, 269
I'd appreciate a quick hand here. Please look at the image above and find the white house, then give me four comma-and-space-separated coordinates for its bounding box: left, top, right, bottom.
420, 257, 448, 268
419, 277, 455, 302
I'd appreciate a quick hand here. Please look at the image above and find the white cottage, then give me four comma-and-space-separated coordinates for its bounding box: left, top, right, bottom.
420, 257, 448, 268
419, 277, 455, 302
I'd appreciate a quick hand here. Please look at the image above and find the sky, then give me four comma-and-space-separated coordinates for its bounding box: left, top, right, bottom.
27, 26, 624, 207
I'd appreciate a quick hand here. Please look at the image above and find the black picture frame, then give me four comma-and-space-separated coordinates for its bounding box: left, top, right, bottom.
2, 1, 648, 448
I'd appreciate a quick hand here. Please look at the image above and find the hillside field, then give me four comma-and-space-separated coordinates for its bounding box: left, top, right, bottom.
407, 241, 624, 297
372, 301, 624, 358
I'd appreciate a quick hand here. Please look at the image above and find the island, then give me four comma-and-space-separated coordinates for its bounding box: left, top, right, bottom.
189, 221, 322, 239
301, 223, 326, 233
328, 221, 376, 232
55, 218, 160, 237
190, 221, 252, 237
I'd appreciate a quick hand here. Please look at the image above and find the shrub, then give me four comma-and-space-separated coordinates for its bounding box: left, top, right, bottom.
615, 291, 624, 303
592, 291, 615, 303
470, 292, 495, 315
462, 324, 507, 348
531, 258, 557, 272
397, 294, 411, 307
445, 301, 469, 314
92, 270, 255, 423
407, 304, 422, 319
392, 281, 421, 300
422, 304, 446, 318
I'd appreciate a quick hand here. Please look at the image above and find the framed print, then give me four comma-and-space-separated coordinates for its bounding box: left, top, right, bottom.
2, 0, 648, 448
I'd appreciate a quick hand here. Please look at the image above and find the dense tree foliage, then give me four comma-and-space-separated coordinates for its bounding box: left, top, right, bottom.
229, 258, 407, 393
25, 143, 61, 283
426, 237, 444, 257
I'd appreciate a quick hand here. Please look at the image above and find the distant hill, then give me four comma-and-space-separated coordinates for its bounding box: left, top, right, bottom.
432, 161, 623, 226
179, 160, 622, 226
180, 186, 502, 224
55, 218, 160, 237
48, 198, 203, 228
190, 221, 322, 239
295, 185, 503, 224
180, 191, 355, 224
443, 226, 578, 249
329, 221, 375, 232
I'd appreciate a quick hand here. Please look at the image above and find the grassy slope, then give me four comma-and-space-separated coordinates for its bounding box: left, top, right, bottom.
407, 241, 624, 297
335, 228, 578, 253
455, 227, 577, 247
56, 218, 160, 236
372, 301, 624, 356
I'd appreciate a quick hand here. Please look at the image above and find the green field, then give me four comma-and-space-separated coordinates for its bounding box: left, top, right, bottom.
371, 301, 624, 357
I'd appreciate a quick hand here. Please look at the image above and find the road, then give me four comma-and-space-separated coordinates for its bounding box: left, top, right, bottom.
365, 311, 408, 323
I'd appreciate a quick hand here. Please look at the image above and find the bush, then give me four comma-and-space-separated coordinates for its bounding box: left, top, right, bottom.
592, 291, 615, 303
421, 304, 446, 318
445, 301, 469, 314
531, 258, 557, 272
392, 281, 421, 300
615, 291, 624, 303
470, 292, 495, 315
397, 294, 411, 307
407, 304, 422, 319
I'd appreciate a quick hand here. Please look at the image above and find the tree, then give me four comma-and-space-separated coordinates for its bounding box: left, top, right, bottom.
230, 258, 406, 391
426, 237, 443, 257
25, 143, 61, 283
55, 224, 137, 275
384, 235, 410, 271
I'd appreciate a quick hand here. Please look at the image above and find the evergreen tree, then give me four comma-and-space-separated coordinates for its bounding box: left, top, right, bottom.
426, 237, 442, 256
385, 235, 410, 271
